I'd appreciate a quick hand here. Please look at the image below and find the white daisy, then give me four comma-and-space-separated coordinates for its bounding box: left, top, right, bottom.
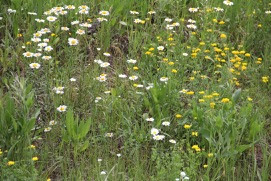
71, 20, 80, 25
169, 139, 176, 144
165, 18, 173, 22
46, 16, 57, 22
127, 59, 137, 64
44, 127, 52, 132
100, 62, 110, 68
70, 78, 76, 82
157, 46, 164, 51
130, 11, 139, 15
49, 120, 57, 126
188, 7, 199, 13
103, 52, 111, 57
146, 117, 154, 122
44, 46, 53, 52
160, 77, 168, 82
223, 0, 234, 6
162, 121, 170, 126
99, 11, 110, 16
76, 29, 85, 35
151, 128, 159, 135
29, 63, 41, 69
57, 105, 67, 112
129, 75, 138, 81
61, 27, 70, 31
118, 74, 127, 78
68, 38, 79, 46
42, 56, 52, 60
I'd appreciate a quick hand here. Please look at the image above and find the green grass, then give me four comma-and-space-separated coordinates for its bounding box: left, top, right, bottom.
0, 0, 271, 180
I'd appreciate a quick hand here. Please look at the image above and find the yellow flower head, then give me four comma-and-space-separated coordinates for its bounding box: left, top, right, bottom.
32, 157, 39, 161
192, 145, 201, 151
210, 102, 216, 109
7, 161, 15, 166
192, 131, 198, 136
221, 98, 230, 103
220, 34, 227, 39
176, 114, 182, 118
186, 91, 194, 95
208, 153, 214, 157
262, 76, 269, 83
184, 124, 192, 129
171, 69, 177, 73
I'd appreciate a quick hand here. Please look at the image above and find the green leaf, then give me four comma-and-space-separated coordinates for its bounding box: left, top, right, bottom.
11, 117, 18, 132
201, 128, 212, 143
53, 37, 60, 45
235, 144, 252, 153
5, 94, 15, 122
78, 118, 92, 140
215, 116, 223, 129
232, 88, 241, 102
23, 118, 35, 133
79, 140, 90, 152
62, 129, 69, 142
249, 121, 262, 140
66, 110, 75, 138
25, 95, 33, 108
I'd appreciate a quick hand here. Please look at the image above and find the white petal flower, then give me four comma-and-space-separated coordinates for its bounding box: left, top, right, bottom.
44, 127, 52, 132
180, 171, 186, 177
153, 134, 165, 140
99, 11, 110, 16
157, 46, 164, 51
162, 121, 170, 126
165, 18, 173, 22
119, 74, 127, 78
68, 38, 79, 46
127, 59, 137, 64
46, 16, 57, 22
70, 78, 76, 82
129, 75, 138, 81
57, 105, 67, 112
61, 27, 70, 31
76, 29, 85, 35
23, 51, 34, 58
29, 63, 41, 69
103, 52, 111, 57
146, 117, 154, 122
169, 139, 176, 144
151, 128, 159, 135
223, 0, 234, 6
160, 77, 168, 82
130, 11, 139, 15
188, 7, 199, 13
100, 62, 110, 68
44, 46, 53, 52
49, 120, 57, 126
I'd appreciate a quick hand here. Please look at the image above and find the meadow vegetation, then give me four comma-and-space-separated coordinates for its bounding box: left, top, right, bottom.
0, 0, 271, 180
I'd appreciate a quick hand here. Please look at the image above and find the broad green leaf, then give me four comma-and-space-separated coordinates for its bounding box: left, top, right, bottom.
66, 110, 75, 137
232, 88, 242, 102
249, 121, 262, 140
78, 118, 92, 140
235, 144, 252, 153
79, 140, 90, 152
